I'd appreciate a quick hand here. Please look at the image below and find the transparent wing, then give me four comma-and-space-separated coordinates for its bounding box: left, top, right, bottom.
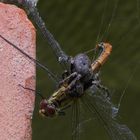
81, 88, 137, 140
21, 0, 70, 68
71, 99, 80, 140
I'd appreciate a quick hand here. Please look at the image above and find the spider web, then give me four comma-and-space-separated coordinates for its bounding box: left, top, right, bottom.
77, 0, 140, 140
16, 0, 139, 140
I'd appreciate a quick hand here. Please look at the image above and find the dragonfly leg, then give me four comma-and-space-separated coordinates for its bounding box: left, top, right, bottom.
62, 70, 69, 79
59, 72, 78, 87
18, 84, 45, 99
18, 84, 35, 92
67, 74, 81, 90
66, 74, 84, 97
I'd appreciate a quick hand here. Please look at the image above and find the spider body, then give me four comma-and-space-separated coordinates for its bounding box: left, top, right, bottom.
39, 43, 112, 117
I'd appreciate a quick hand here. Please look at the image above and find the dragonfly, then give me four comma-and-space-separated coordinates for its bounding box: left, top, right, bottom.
0, 0, 137, 140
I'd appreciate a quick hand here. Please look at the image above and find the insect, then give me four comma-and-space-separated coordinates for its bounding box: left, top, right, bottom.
0, 0, 137, 140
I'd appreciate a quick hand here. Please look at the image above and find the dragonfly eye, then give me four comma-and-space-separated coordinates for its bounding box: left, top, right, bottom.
39, 99, 56, 117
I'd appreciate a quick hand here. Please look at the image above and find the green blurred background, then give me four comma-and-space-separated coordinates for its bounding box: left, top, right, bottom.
32, 0, 140, 140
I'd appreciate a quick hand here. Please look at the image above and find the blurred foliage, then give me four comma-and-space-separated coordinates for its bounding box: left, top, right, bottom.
16, 0, 140, 139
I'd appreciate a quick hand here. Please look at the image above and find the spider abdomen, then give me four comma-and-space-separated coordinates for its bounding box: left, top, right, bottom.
72, 53, 91, 77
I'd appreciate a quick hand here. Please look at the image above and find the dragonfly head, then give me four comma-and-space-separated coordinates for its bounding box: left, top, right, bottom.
39, 99, 56, 117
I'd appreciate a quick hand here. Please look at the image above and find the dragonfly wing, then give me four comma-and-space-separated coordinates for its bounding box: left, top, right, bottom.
71, 100, 80, 140
21, 0, 70, 68
81, 89, 137, 140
